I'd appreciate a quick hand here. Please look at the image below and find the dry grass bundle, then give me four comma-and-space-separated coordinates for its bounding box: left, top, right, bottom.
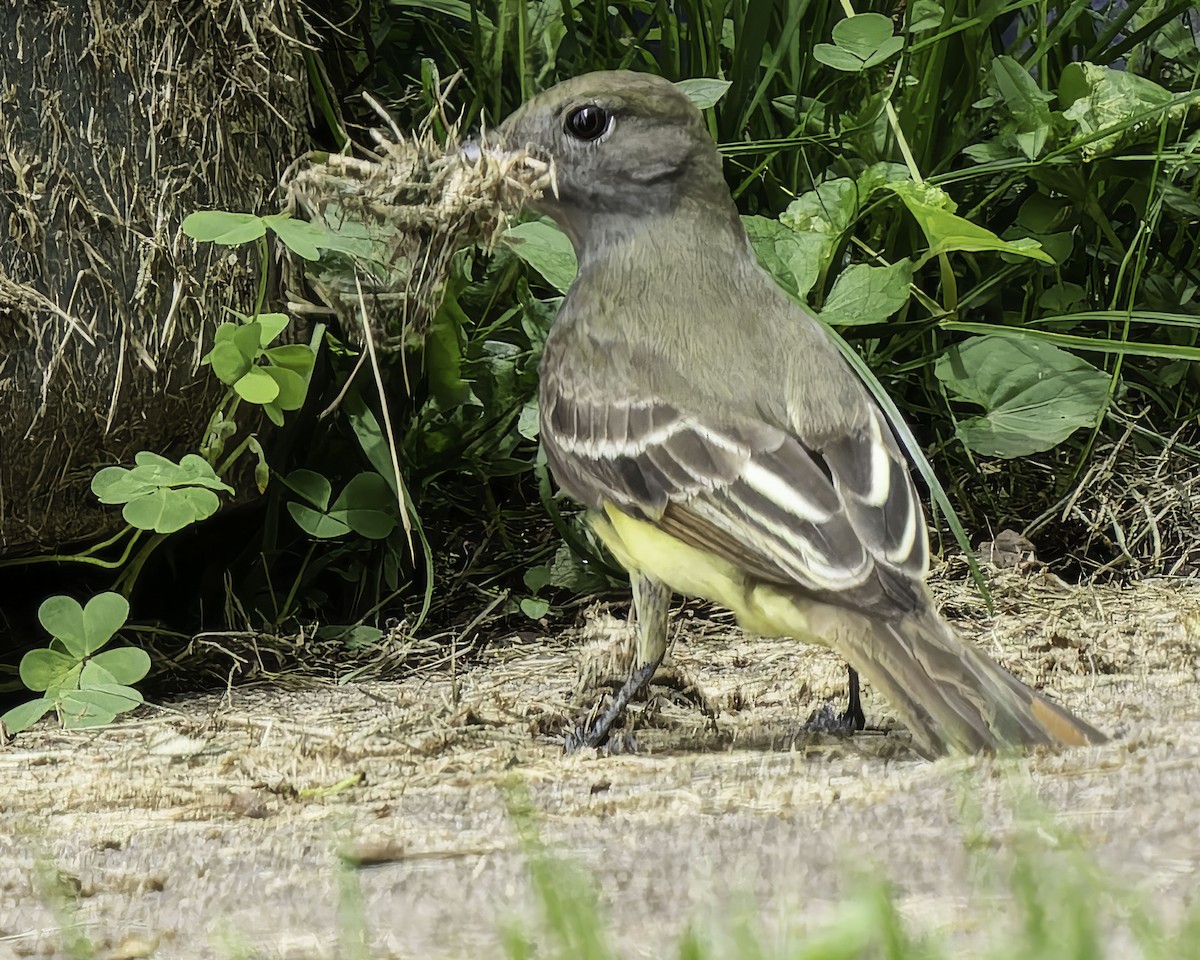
1028, 422, 1200, 579
281, 91, 554, 353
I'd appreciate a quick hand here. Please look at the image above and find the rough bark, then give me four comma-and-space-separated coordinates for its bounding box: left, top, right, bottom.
0, 0, 310, 555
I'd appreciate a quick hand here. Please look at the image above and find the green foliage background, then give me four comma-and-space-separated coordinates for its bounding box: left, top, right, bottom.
300, 0, 1200, 620
7, 0, 1200, 676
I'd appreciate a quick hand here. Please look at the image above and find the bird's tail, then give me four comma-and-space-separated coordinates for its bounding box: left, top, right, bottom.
838, 605, 1106, 757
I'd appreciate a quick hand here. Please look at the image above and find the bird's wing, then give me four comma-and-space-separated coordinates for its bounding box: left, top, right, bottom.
540, 356, 929, 612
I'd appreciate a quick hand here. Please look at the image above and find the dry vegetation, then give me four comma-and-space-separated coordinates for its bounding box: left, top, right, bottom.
2, 563, 1198, 957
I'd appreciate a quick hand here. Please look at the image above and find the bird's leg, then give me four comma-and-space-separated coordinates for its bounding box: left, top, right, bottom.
804, 664, 866, 735
843, 666, 866, 731
565, 572, 670, 752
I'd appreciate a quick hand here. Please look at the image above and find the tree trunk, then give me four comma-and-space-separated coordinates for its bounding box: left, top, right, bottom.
0, 0, 310, 556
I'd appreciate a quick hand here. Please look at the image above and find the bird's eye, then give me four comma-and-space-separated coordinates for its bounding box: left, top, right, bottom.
564, 105, 612, 142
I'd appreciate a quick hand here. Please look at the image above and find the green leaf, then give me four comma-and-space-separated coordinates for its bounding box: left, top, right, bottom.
426, 291, 473, 410
263, 214, 323, 260
265, 343, 316, 375
1060, 61, 1181, 158
256, 313, 290, 346
262, 365, 308, 411
205, 339, 252, 384
987, 56, 1054, 160
234, 366, 281, 404
517, 400, 540, 440
284, 469, 333, 510
1, 698, 56, 735
906, 0, 943, 32
779, 179, 859, 276
79, 593, 130, 654
523, 565, 553, 593
328, 473, 399, 540
182, 211, 266, 246
887, 182, 1054, 264
743, 216, 822, 300
86, 647, 151, 686
819, 261, 915, 327
37, 596, 88, 654
58, 690, 119, 729
505, 219, 578, 293
813, 14, 903, 71
122, 487, 222, 534
675, 77, 732, 110
19, 647, 79, 693
287, 502, 352, 539
71, 683, 143, 712
520, 597, 550, 620
934, 336, 1110, 457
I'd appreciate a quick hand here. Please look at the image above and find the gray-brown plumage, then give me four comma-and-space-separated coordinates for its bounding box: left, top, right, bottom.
498, 70, 1105, 756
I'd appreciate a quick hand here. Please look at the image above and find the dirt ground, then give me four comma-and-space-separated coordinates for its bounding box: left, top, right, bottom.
2, 566, 1199, 959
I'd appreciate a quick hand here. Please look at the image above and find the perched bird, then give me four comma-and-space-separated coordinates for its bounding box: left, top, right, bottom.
497, 70, 1105, 757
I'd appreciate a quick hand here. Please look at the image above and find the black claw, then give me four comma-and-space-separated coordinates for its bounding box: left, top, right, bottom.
564, 658, 661, 754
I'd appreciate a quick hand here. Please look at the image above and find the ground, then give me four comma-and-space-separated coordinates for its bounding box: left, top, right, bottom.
2, 565, 1199, 959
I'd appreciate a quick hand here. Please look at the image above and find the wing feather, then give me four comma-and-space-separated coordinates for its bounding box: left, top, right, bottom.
540, 349, 929, 613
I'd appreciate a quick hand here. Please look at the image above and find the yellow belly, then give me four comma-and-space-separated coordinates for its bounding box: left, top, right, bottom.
592, 504, 823, 643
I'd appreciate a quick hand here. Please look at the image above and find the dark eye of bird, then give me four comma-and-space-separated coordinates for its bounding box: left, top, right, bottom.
564, 105, 611, 141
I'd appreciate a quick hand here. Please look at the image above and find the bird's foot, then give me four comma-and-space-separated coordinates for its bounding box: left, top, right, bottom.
564, 659, 660, 754
803, 701, 862, 736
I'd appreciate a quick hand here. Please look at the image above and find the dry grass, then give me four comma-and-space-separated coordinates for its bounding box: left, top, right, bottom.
0, 1, 311, 555
281, 85, 553, 354
1, 567, 1199, 956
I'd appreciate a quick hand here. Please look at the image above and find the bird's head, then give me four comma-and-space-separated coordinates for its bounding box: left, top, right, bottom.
494, 71, 734, 249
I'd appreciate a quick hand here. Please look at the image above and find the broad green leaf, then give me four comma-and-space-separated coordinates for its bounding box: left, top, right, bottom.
86, 647, 151, 686
256, 313, 290, 346
523, 565, 553, 593
206, 339, 252, 384
907, 0, 943, 32
19, 646, 78, 693
888, 182, 1054, 264
182, 211, 266, 246
743, 216, 822, 300
234, 366, 281, 404
987, 56, 1054, 160
779, 179, 859, 275
233, 322, 265, 362
675, 77, 732, 109
819, 261, 915, 327
122, 487, 221, 534
79, 593, 130, 654
265, 343, 317, 375
520, 597, 550, 620
95, 455, 232, 507
262, 365, 308, 411
426, 293, 473, 411
857, 162, 910, 199
287, 502, 352, 539
505, 219, 578, 293
934, 336, 1110, 457
38, 596, 87, 655
1060, 62, 1181, 158
284, 469, 333, 510
263, 214, 323, 260
328, 473, 399, 540
59, 691, 118, 729
814, 14, 903, 71
72, 684, 143, 712
517, 400, 540, 440
1, 698, 56, 735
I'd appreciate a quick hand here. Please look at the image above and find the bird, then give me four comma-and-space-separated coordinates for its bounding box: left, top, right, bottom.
495, 70, 1106, 757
